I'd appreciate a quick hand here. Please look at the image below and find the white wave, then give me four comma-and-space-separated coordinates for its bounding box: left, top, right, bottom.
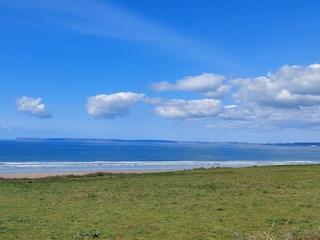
1, 160, 319, 173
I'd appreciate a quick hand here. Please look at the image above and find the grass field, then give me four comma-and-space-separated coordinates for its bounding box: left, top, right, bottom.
1, 165, 320, 239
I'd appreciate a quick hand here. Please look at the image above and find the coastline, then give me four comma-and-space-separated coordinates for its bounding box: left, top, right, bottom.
1, 162, 319, 179
0, 169, 179, 179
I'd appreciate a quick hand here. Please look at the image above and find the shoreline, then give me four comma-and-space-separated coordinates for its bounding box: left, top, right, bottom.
1, 162, 319, 179
0, 169, 180, 179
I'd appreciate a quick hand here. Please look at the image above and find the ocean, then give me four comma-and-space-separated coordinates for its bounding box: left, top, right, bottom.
0, 139, 320, 173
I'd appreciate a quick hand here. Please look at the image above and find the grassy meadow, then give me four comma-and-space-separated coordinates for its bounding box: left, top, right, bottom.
1, 165, 320, 239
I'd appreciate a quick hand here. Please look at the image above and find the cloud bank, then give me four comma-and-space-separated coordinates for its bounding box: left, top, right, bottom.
86, 92, 145, 118
149, 64, 320, 130
16, 96, 52, 118
14, 64, 320, 132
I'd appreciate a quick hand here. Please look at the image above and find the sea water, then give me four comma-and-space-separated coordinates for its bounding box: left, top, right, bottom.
0, 139, 319, 173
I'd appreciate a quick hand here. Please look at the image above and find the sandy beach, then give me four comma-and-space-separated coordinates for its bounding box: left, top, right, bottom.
0, 169, 178, 179
0, 171, 99, 179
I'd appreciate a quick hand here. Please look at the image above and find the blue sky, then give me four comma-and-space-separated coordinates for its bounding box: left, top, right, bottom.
1, 0, 320, 143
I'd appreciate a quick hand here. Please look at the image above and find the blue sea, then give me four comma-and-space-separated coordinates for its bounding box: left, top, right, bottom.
0, 139, 320, 173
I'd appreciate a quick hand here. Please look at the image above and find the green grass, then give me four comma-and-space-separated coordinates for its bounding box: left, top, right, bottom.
1, 165, 320, 239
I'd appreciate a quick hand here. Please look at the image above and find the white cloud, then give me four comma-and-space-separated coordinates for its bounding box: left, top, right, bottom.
232, 64, 320, 109
16, 96, 52, 119
154, 99, 222, 119
151, 73, 229, 98
205, 121, 261, 130
15, 64, 320, 132
149, 64, 320, 130
148, 64, 320, 130
86, 92, 145, 118
204, 104, 320, 131
252, 106, 320, 129
218, 105, 254, 120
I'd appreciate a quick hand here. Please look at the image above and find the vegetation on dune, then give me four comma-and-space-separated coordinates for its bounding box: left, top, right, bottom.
1, 165, 320, 239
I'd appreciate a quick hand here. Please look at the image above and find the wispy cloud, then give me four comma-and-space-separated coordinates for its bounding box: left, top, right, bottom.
1, 0, 231, 67
0, 125, 11, 131
16, 96, 52, 119
86, 92, 145, 119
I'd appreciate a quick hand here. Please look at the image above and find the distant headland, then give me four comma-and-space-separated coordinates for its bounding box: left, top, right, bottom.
14, 138, 320, 147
